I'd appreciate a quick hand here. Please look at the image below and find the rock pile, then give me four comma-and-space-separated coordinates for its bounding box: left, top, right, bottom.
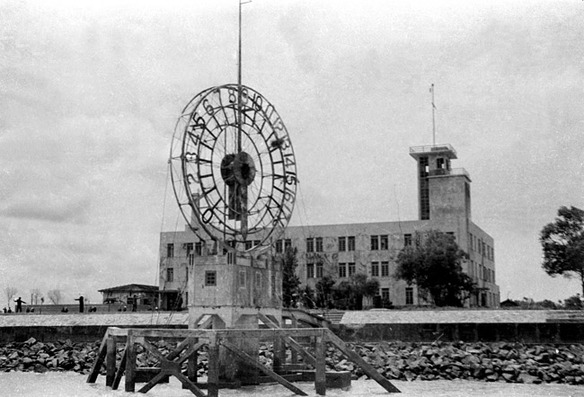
2, 338, 584, 385
329, 341, 584, 385
0, 338, 99, 374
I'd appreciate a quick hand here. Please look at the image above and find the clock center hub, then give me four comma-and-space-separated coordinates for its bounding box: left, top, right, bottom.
221, 152, 256, 187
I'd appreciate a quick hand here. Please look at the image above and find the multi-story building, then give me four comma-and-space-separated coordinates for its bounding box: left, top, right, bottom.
159, 144, 500, 309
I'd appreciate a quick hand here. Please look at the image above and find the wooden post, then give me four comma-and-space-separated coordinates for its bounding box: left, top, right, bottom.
125, 331, 136, 393
315, 332, 326, 396
273, 334, 283, 373
106, 336, 116, 387
291, 316, 298, 364
207, 333, 220, 397
184, 338, 198, 388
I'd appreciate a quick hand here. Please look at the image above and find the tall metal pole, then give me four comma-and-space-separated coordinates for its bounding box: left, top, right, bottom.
430, 83, 436, 146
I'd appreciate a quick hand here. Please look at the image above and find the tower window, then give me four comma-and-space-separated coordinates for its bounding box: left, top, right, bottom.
437, 157, 444, 169
167, 243, 174, 258
166, 268, 174, 282
205, 271, 216, 286
404, 234, 412, 247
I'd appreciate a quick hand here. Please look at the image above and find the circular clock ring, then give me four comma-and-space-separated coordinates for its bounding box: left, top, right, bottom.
169, 84, 297, 253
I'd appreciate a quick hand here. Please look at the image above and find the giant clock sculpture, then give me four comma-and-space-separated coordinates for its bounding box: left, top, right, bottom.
170, 84, 297, 253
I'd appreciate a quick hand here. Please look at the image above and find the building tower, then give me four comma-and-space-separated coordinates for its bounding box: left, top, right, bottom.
409, 143, 471, 224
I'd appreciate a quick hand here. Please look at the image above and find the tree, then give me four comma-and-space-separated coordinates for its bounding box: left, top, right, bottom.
5, 286, 17, 309
47, 289, 62, 305
280, 247, 301, 308
315, 275, 335, 308
395, 230, 476, 307
563, 294, 583, 310
540, 206, 584, 294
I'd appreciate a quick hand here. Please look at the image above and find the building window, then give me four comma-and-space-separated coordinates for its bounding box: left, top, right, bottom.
195, 241, 204, 256
381, 262, 389, 277
275, 239, 283, 253
307, 263, 314, 279
239, 270, 247, 288
185, 266, 189, 282
348, 262, 356, 276
255, 271, 262, 289
306, 238, 314, 253
469, 233, 473, 251
245, 240, 253, 250
227, 251, 235, 265
284, 239, 292, 251
205, 271, 216, 286
185, 243, 193, 256
316, 262, 323, 278
316, 237, 323, 252
371, 235, 379, 250
338, 237, 346, 252
166, 268, 174, 282
404, 234, 412, 247
348, 236, 355, 251
406, 287, 414, 305
167, 243, 174, 258
338, 263, 347, 278
380, 235, 388, 250
371, 262, 379, 277
381, 288, 390, 302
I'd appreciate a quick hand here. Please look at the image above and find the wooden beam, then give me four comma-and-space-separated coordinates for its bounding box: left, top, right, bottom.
315, 333, 326, 396
174, 371, 208, 397
325, 330, 400, 393
86, 329, 109, 383
106, 336, 116, 387
221, 340, 307, 396
207, 334, 220, 397
112, 348, 127, 390
125, 331, 136, 393
257, 313, 316, 367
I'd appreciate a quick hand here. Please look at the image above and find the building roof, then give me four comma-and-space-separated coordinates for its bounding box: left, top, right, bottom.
98, 284, 159, 293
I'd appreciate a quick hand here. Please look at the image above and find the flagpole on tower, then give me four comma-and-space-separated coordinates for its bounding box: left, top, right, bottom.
430, 83, 436, 146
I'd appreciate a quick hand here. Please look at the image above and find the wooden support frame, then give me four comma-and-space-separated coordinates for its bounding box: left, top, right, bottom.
87, 327, 401, 395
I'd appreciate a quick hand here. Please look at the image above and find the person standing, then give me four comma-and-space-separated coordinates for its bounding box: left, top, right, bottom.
14, 297, 25, 313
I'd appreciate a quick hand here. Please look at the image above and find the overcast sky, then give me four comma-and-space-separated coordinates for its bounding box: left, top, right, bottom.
1, 0, 583, 304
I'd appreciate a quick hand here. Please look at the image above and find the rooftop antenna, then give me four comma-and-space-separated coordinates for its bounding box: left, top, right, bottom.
430, 83, 436, 145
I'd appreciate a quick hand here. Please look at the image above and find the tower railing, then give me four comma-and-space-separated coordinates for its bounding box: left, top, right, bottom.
409, 143, 457, 156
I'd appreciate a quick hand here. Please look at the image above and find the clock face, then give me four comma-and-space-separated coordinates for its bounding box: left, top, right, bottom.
170, 84, 297, 253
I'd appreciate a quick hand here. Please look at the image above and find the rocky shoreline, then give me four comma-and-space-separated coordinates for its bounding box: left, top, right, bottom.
1, 338, 584, 385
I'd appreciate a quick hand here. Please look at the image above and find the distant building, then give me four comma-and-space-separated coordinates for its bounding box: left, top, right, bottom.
159, 144, 500, 309
98, 284, 159, 308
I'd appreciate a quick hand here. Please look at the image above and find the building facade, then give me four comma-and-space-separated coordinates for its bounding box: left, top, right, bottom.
159, 144, 500, 309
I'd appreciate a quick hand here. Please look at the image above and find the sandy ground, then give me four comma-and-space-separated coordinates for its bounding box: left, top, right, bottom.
0, 372, 582, 397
